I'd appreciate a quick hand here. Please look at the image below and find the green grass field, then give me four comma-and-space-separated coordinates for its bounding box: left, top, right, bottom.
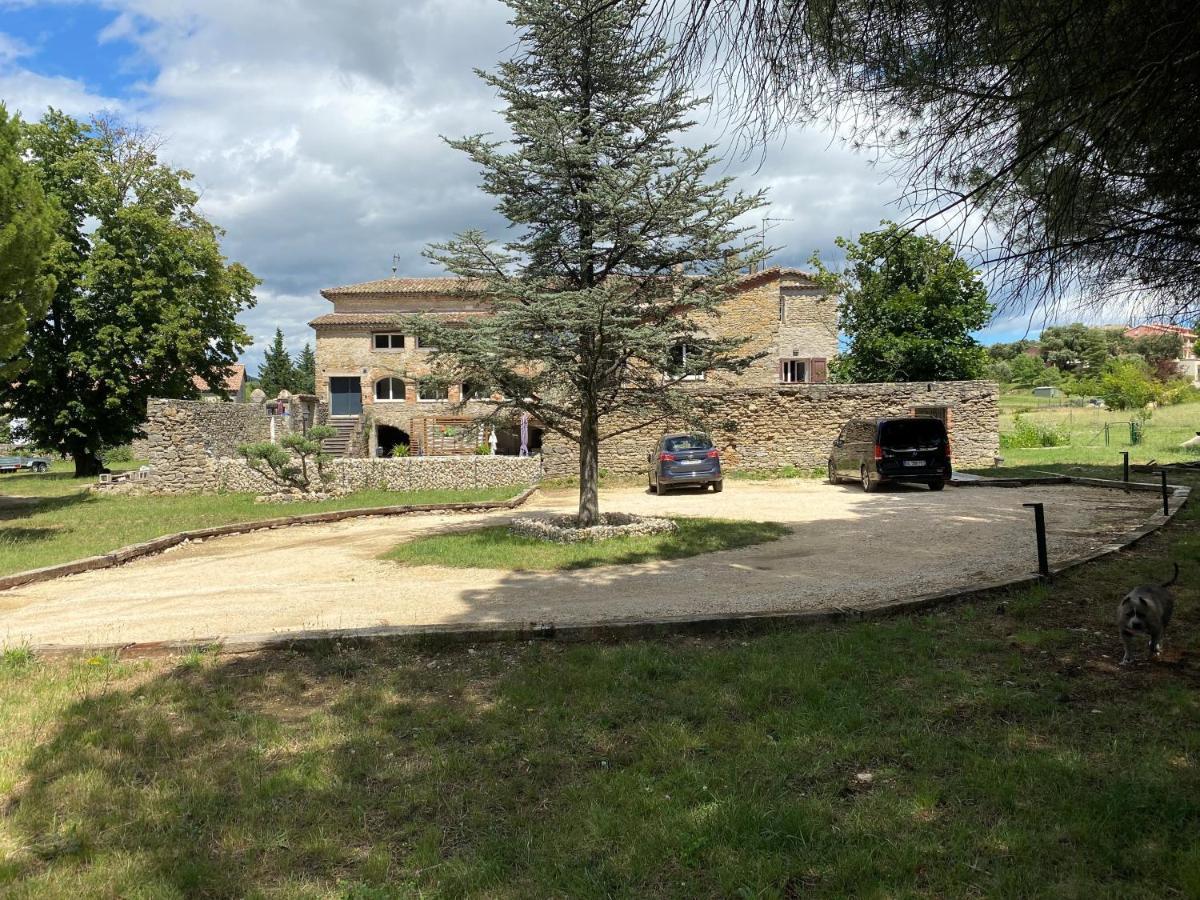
0, 462, 526, 577
383, 518, 790, 571
993, 393, 1200, 469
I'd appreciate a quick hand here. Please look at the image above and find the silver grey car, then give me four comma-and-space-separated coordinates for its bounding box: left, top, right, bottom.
647, 433, 723, 493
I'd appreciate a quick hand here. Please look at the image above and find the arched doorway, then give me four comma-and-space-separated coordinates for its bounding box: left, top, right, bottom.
376, 424, 410, 457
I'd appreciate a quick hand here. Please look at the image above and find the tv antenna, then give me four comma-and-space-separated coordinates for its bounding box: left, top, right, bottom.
391, 254, 402, 276
754, 216, 793, 272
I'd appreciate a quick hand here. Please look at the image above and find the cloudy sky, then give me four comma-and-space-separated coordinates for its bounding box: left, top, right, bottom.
1, 0, 1087, 369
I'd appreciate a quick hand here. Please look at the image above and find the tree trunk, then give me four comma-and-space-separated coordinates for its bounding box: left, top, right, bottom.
72, 450, 104, 478
577, 414, 601, 527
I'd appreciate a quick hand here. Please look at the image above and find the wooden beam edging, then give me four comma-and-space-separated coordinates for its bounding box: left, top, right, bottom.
24, 482, 1191, 658
0, 484, 539, 593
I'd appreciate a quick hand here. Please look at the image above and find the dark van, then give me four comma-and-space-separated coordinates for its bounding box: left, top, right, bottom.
828, 416, 952, 492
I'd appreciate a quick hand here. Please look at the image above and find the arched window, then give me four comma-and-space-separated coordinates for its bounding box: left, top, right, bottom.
374, 377, 406, 401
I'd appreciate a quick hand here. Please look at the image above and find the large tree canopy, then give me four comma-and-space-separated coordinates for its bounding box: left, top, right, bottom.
651, 0, 1200, 320
0, 104, 54, 375
416, 0, 766, 526
813, 223, 992, 382
4, 111, 257, 475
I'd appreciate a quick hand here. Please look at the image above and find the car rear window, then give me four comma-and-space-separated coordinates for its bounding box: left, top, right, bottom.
879, 418, 946, 449
664, 434, 714, 452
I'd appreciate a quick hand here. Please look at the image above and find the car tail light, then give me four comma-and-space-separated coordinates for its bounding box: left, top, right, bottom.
659, 452, 676, 462
706, 449, 719, 459
873, 444, 883, 461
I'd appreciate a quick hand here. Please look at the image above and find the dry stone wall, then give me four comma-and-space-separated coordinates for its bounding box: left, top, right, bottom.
541, 381, 1000, 477
214, 455, 542, 494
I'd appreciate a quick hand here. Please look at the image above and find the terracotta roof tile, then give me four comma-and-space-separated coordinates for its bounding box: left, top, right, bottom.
308, 311, 489, 328
193, 363, 246, 394
320, 276, 484, 298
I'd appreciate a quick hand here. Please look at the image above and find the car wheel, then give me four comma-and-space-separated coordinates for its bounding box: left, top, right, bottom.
827, 459, 839, 484
861, 466, 879, 493
928, 477, 945, 491
32, 462, 47, 474
711, 479, 723, 493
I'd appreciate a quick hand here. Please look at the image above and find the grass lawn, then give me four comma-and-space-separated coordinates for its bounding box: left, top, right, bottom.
2, 467, 1198, 896
383, 518, 790, 571
0, 463, 527, 577
995, 392, 1200, 469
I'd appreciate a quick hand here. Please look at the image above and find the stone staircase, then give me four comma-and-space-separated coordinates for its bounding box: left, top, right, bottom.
321, 417, 359, 457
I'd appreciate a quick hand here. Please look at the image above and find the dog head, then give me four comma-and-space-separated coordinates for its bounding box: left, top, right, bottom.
1119, 592, 1154, 633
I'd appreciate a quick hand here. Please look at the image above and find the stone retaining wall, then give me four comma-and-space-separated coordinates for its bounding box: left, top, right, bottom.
541, 381, 1000, 477
214, 455, 543, 494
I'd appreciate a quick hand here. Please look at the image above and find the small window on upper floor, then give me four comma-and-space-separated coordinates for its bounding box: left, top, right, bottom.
373, 333, 404, 350
374, 377, 406, 401
666, 342, 706, 381
417, 378, 449, 401
780, 359, 807, 384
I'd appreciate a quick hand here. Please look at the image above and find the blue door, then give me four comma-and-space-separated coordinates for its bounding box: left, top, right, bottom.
329, 377, 362, 416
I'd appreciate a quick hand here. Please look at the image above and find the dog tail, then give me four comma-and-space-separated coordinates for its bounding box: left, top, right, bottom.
1162, 561, 1180, 588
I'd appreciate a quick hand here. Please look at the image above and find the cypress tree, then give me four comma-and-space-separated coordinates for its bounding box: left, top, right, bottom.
257, 328, 296, 397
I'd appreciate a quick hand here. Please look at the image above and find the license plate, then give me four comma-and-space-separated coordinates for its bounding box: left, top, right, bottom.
902, 460, 926, 467
680, 460, 702, 465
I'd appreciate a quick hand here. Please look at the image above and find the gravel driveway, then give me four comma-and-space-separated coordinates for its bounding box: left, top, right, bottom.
0, 480, 1162, 649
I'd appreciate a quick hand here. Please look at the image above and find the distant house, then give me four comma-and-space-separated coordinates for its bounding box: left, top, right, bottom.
192, 363, 248, 402
1123, 324, 1199, 385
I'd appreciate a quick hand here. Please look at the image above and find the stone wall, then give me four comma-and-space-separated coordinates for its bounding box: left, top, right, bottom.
214, 455, 542, 494
541, 380, 1000, 477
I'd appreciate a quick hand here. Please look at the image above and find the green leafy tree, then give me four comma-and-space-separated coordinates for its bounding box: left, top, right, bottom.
0, 104, 55, 375
239, 425, 335, 494
295, 342, 317, 394
812, 223, 993, 383
1126, 331, 1183, 381
1037, 324, 1122, 373
415, 0, 767, 526
257, 328, 297, 397
1008, 353, 1050, 388
1100, 358, 1162, 411
987, 339, 1038, 362
3, 112, 257, 476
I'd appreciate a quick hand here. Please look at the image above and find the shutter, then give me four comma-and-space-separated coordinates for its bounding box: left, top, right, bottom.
810, 358, 828, 383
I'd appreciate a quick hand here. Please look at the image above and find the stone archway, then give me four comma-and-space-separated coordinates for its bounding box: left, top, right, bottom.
376, 424, 410, 457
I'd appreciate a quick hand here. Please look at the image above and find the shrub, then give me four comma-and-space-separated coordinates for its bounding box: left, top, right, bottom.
1099, 358, 1162, 410
239, 425, 335, 493
102, 444, 134, 463
475, 443, 492, 455
1000, 413, 1071, 449
390, 443, 411, 458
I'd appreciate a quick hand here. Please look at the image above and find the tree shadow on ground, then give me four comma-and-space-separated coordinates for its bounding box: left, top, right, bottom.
3, 566, 1199, 897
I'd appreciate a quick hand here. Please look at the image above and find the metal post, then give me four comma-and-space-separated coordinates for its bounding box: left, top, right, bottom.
1121, 451, 1129, 483
1158, 470, 1170, 516
1104, 422, 1110, 446
1022, 502, 1050, 578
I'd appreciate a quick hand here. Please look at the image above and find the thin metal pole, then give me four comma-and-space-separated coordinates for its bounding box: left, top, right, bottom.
1158, 471, 1170, 516
1022, 502, 1050, 578
1121, 451, 1129, 483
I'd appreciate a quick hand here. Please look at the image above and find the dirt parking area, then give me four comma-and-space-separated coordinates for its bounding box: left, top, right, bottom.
0, 480, 1163, 649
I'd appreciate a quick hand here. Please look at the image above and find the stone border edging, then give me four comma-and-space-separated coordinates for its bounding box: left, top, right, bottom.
0, 485, 539, 593
21, 476, 1191, 658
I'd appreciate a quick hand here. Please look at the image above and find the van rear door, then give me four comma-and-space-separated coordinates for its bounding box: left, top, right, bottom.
877, 418, 948, 475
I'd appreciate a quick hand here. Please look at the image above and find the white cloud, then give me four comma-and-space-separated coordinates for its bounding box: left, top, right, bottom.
2, 0, 914, 366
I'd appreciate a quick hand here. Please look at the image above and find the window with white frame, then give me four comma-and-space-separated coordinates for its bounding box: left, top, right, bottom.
417, 378, 449, 401
373, 333, 405, 350
780, 359, 807, 384
374, 377, 406, 401
666, 342, 706, 381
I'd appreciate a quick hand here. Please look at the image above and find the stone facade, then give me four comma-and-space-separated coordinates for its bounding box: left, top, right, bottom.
310, 267, 836, 455
540, 381, 1000, 477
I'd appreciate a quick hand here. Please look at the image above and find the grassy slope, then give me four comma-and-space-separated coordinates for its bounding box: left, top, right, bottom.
383, 518, 790, 571
0, 467, 1197, 895
0, 462, 526, 576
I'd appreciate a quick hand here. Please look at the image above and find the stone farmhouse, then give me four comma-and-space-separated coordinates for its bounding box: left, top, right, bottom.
309, 267, 839, 458
305, 266, 1000, 475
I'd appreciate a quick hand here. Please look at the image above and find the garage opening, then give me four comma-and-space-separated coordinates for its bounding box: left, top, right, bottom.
377, 424, 410, 457
493, 424, 544, 455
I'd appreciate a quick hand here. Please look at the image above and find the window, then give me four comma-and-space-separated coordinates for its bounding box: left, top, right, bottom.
417, 379, 449, 401
666, 343, 706, 381
663, 434, 714, 452
780, 359, 807, 384
463, 381, 503, 401
779, 357, 828, 384
374, 377, 406, 401
373, 333, 405, 350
